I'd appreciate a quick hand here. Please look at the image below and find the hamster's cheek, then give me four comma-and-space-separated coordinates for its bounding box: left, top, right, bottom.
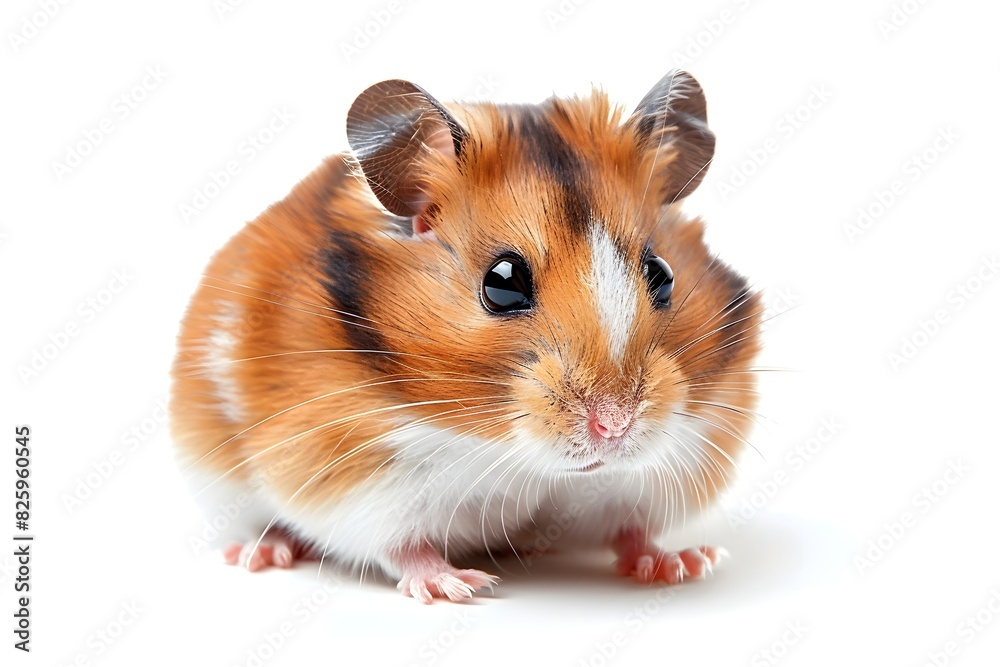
506, 353, 577, 443
633, 349, 688, 428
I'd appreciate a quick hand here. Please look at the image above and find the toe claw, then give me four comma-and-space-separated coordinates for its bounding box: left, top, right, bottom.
273, 543, 294, 568
679, 547, 712, 579
480, 575, 500, 592
437, 574, 475, 601
668, 553, 684, 584
636, 555, 654, 583
409, 579, 433, 604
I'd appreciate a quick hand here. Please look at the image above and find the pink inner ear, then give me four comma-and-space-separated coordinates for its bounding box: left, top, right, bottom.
413, 213, 431, 235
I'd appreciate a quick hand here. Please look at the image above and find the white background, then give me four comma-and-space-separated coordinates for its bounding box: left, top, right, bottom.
3, 0, 999, 665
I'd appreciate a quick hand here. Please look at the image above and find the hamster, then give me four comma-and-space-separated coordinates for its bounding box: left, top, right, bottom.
170, 70, 762, 603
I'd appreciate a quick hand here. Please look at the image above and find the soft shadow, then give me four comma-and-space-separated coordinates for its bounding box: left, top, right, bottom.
459, 512, 855, 608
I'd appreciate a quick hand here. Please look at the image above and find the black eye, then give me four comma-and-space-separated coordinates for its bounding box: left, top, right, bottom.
482, 255, 533, 314
644, 254, 674, 308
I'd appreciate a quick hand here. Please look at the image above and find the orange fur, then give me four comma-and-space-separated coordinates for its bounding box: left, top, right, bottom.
170, 85, 760, 525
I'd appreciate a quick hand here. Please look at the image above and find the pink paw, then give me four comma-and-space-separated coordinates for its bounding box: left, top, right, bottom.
391, 543, 499, 604
397, 568, 499, 604
222, 527, 315, 572
616, 545, 728, 584
613, 526, 728, 585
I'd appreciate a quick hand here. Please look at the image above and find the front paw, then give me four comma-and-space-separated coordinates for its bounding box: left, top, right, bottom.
390, 543, 499, 604
616, 545, 727, 584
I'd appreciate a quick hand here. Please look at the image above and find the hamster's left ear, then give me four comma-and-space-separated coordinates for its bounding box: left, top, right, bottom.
627, 70, 716, 203
347, 79, 466, 220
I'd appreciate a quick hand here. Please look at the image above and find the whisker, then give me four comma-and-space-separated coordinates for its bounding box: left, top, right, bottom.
666, 293, 759, 363
672, 418, 745, 473
202, 283, 384, 332
443, 445, 526, 562
685, 399, 768, 423
191, 348, 464, 371
193, 395, 514, 494
480, 450, 535, 574
675, 409, 760, 457
182, 378, 513, 474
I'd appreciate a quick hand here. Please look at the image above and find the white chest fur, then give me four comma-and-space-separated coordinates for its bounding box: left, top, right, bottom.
274, 423, 684, 578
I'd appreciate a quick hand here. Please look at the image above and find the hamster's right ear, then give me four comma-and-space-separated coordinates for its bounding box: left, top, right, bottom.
627, 70, 716, 203
347, 79, 466, 228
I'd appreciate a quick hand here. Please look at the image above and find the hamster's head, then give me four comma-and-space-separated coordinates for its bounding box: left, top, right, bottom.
340, 71, 761, 485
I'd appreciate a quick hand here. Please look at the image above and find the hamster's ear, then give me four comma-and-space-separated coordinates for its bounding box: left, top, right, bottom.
626, 70, 715, 203
347, 79, 466, 219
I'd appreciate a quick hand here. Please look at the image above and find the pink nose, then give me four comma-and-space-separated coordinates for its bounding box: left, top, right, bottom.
588, 403, 634, 440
